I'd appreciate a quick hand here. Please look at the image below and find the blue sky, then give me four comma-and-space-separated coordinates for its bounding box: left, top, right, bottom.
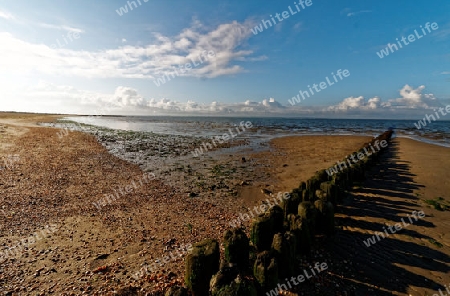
0, 0, 449, 118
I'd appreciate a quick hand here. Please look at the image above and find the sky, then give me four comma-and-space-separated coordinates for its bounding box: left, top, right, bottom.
0, 0, 449, 119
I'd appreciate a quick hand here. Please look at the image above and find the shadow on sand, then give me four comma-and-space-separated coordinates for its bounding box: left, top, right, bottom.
329, 140, 450, 295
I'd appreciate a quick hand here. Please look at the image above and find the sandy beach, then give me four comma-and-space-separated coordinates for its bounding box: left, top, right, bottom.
0, 113, 449, 295
256, 135, 450, 295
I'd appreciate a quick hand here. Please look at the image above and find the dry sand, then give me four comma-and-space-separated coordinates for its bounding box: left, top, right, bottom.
0, 113, 449, 295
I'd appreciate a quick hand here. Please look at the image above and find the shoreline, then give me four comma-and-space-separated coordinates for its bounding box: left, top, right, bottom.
47, 114, 450, 148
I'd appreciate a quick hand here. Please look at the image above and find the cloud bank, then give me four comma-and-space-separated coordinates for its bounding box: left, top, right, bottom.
326, 85, 442, 115
0, 20, 262, 80
7, 82, 442, 119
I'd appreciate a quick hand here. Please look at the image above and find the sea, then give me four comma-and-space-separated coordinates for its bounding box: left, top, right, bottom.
66, 116, 450, 148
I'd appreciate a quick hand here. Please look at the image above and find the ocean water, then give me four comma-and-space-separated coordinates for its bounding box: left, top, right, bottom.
66, 116, 450, 148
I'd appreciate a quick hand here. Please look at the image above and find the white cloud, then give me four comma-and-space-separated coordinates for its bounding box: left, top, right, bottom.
244, 100, 259, 106
433, 23, 450, 40
112, 86, 146, 107
0, 20, 261, 80
397, 84, 425, 105
38, 23, 84, 33
0, 81, 113, 114
274, 22, 284, 32
347, 10, 372, 17
327, 96, 380, 111
70, 86, 212, 113
0, 9, 14, 20
293, 22, 303, 32
367, 97, 381, 109
236, 55, 268, 62
262, 98, 284, 109
337, 96, 365, 110
4, 80, 444, 118
327, 85, 442, 113
383, 84, 440, 109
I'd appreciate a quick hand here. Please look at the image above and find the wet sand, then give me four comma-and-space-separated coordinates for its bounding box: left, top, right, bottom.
0, 112, 449, 295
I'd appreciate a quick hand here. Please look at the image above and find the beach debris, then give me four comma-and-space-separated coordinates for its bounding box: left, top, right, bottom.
261, 188, 272, 196
93, 265, 109, 273
188, 192, 198, 198
164, 238, 176, 246
95, 253, 109, 260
